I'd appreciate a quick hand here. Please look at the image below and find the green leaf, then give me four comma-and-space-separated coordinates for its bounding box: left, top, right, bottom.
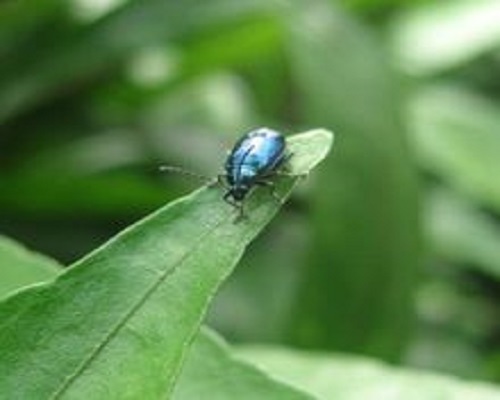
391, 0, 500, 75
285, 0, 420, 360
173, 328, 313, 400
410, 85, 500, 213
0, 235, 312, 399
0, 129, 332, 399
426, 189, 500, 278
0, 235, 62, 299
238, 346, 500, 400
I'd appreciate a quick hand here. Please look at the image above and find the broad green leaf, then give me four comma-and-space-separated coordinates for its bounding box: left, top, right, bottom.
238, 346, 500, 400
0, 234, 312, 400
173, 328, 313, 400
0, 129, 332, 400
426, 189, 500, 279
391, 0, 500, 75
411, 86, 500, 212
0, 235, 62, 299
285, 0, 420, 360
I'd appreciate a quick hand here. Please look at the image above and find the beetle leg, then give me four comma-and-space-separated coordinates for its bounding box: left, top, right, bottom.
274, 153, 308, 179
223, 191, 234, 205
264, 152, 305, 179
234, 205, 246, 223
276, 152, 304, 177
274, 170, 308, 179
223, 192, 246, 222
282, 151, 294, 165
223, 191, 243, 213
256, 180, 283, 204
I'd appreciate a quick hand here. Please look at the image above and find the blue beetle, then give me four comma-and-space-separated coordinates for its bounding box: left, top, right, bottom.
221, 127, 288, 218
160, 127, 289, 219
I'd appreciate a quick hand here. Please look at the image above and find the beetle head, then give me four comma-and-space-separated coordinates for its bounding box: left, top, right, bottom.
230, 185, 249, 201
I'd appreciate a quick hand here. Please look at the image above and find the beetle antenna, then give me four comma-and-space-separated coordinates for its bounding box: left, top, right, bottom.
159, 165, 212, 184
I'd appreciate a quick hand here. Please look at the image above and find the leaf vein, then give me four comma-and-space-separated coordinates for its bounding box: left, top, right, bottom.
49, 211, 230, 399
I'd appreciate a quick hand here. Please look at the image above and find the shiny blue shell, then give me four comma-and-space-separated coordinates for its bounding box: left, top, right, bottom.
224, 128, 286, 201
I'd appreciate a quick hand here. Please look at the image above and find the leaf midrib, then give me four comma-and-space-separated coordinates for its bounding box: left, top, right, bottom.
49, 208, 232, 399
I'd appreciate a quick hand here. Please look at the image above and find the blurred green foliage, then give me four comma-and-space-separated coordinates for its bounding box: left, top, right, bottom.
1, 0, 500, 389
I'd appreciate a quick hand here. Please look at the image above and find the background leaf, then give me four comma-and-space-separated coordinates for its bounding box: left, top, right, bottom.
239, 346, 500, 400
426, 189, 500, 279
0, 235, 62, 299
284, 0, 420, 361
410, 86, 500, 212
391, 0, 500, 75
173, 328, 313, 400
